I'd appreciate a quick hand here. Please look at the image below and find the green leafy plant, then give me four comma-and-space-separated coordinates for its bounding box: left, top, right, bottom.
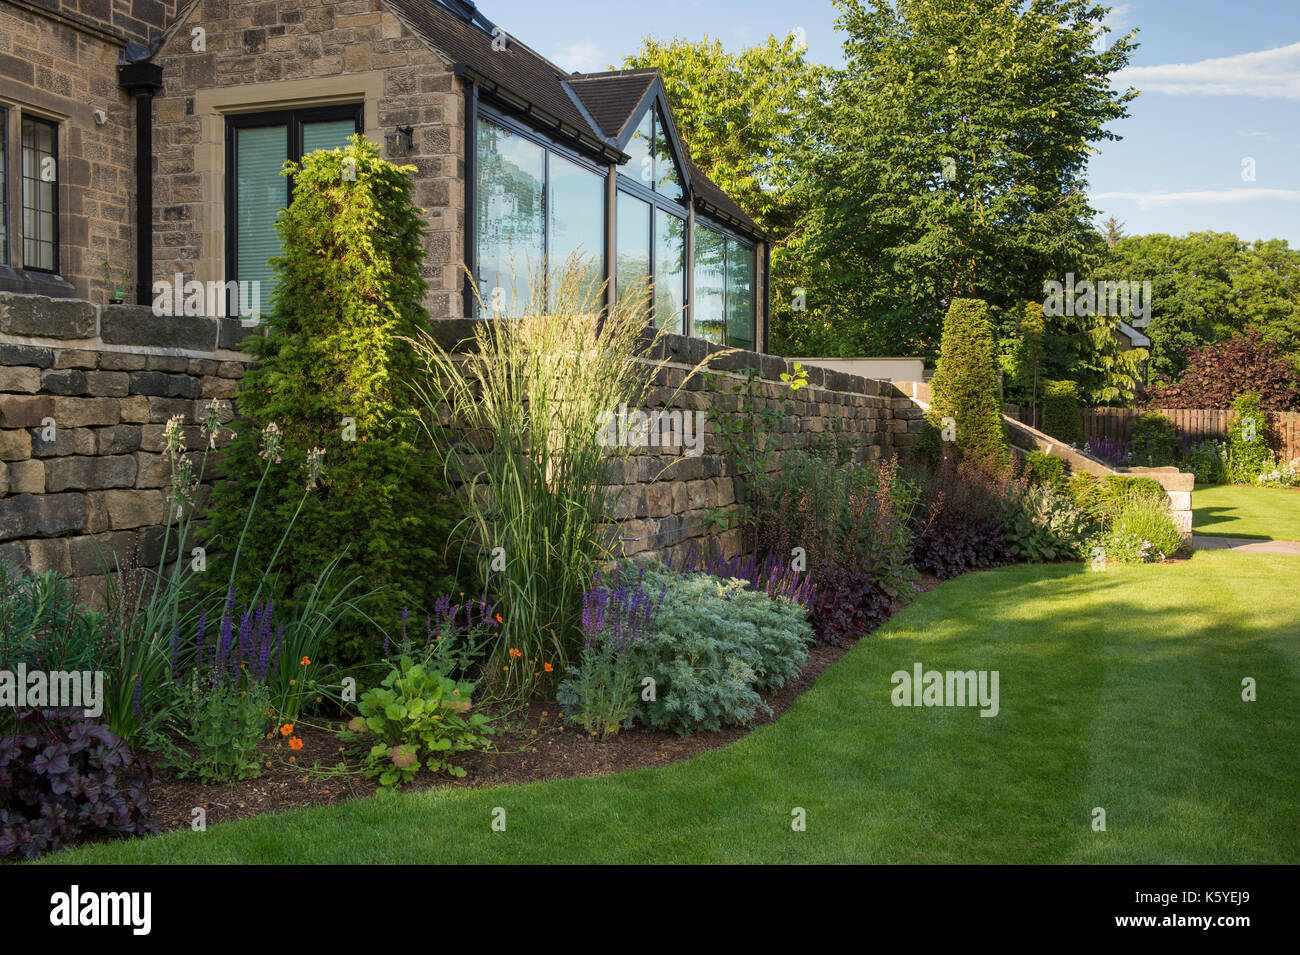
206, 135, 460, 668
1126, 411, 1181, 467
339, 656, 492, 788
1041, 380, 1084, 446
1088, 491, 1183, 564
927, 299, 1011, 468
1181, 439, 1228, 484
1024, 451, 1067, 490
1066, 472, 1166, 526
147, 671, 272, 784
1227, 391, 1275, 484
705, 361, 809, 529
408, 259, 713, 704
628, 564, 812, 736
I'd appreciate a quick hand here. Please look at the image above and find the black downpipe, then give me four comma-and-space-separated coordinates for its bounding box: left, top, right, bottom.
118, 62, 163, 307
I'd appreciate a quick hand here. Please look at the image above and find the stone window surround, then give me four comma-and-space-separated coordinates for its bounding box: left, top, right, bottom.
0, 94, 75, 294
188, 74, 386, 289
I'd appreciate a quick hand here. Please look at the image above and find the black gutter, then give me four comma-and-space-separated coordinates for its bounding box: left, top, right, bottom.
452, 63, 628, 165
118, 61, 163, 307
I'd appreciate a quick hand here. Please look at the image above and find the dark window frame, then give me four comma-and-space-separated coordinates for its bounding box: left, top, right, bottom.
20, 113, 59, 275
223, 103, 363, 289
474, 105, 609, 316
0, 106, 8, 268
695, 215, 756, 350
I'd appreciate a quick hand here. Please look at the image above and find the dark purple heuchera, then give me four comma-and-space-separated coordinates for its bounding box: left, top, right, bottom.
669, 547, 814, 607
0, 709, 156, 860
581, 566, 665, 652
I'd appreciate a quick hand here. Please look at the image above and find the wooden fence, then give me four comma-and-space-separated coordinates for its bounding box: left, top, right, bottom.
1003, 405, 1300, 462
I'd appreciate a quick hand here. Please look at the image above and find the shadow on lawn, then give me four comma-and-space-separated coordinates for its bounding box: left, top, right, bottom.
1192, 504, 1274, 540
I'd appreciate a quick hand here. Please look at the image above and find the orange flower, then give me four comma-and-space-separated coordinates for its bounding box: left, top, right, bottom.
509, 647, 522, 658
543, 662, 554, 673
300, 656, 311, 666
289, 736, 303, 751
495, 613, 503, 624
280, 723, 293, 737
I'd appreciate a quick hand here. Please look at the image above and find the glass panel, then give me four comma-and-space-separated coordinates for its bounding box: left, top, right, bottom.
236, 125, 289, 313
654, 208, 685, 334
546, 152, 604, 310
21, 117, 57, 272
725, 238, 755, 350
653, 109, 683, 201
693, 226, 726, 344
302, 119, 357, 155
476, 117, 545, 315
621, 110, 653, 189
615, 191, 650, 310
0, 108, 7, 266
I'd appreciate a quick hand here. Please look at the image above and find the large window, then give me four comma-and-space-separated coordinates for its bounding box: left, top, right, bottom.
693, 223, 755, 349
476, 113, 605, 315
615, 191, 650, 310
654, 208, 685, 333
226, 105, 361, 310
21, 115, 58, 273
619, 107, 682, 200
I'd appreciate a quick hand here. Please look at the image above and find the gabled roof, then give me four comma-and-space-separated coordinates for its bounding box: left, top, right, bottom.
565, 69, 658, 140
380, 1, 765, 238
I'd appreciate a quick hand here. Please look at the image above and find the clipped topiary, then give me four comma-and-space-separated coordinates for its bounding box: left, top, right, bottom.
928, 298, 1010, 469
1024, 450, 1067, 490
1041, 379, 1084, 446
205, 135, 460, 666
1227, 391, 1275, 484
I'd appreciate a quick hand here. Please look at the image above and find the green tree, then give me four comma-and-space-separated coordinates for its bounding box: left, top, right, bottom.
928, 298, 1011, 468
622, 34, 829, 355
807, 0, 1138, 356
205, 136, 460, 665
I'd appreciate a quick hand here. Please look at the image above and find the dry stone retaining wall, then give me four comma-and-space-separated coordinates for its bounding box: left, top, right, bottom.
1, 293, 926, 601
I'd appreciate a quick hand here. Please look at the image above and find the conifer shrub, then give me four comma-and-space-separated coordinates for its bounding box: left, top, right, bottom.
1227, 391, 1275, 484
1041, 380, 1084, 446
928, 298, 1011, 468
205, 136, 459, 667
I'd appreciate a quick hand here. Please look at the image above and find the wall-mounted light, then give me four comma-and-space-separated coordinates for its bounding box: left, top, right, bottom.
385, 125, 414, 157
93, 109, 109, 126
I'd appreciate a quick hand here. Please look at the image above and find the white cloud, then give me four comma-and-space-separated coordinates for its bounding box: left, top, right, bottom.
1115, 42, 1300, 99
1236, 130, 1276, 142
1090, 188, 1300, 209
553, 40, 609, 74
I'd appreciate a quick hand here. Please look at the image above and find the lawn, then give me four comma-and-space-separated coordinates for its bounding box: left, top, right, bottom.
1193, 483, 1300, 540
44, 551, 1300, 865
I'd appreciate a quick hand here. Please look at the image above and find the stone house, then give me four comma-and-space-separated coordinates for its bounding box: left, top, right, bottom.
0, 0, 770, 349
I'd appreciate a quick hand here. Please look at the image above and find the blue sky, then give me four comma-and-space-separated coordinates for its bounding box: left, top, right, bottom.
478, 0, 1300, 245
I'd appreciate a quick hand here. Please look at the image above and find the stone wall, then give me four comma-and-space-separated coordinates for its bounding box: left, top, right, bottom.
0, 291, 250, 598
0, 2, 143, 301
600, 336, 925, 565
1, 293, 926, 599
149, 0, 465, 319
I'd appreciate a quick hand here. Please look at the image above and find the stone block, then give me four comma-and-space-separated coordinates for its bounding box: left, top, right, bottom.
45, 454, 138, 492
0, 429, 31, 461
0, 367, 41, 393
8, 459, 45, 494
0, 395, 54, 428
0, 294, 96, 339
51, 396, 120, 427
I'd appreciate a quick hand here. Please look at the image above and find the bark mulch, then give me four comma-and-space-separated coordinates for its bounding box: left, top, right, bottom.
145, 574, 944, 834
